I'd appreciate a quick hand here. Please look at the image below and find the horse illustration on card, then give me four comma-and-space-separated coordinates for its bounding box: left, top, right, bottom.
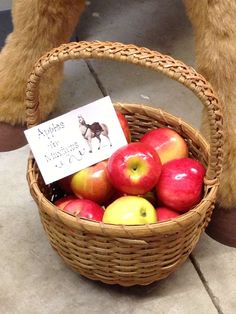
78, 115, 112, 153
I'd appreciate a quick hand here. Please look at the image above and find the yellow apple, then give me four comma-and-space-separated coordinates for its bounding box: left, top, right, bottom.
103, 196, 157, 225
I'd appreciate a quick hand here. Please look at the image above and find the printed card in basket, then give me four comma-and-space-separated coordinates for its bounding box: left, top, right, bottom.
24, 96, 127, 184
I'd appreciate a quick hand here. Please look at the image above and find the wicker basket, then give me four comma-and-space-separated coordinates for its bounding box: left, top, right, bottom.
26, 41, 223, 286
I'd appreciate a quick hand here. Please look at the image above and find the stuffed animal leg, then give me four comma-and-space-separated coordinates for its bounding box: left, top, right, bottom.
184, 0, 236, 211
0, 0, 85, 126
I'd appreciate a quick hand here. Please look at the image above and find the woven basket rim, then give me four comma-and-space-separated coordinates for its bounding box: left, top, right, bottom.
25, 40, 224, 183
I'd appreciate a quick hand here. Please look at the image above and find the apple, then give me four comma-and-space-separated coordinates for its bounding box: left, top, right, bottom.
156, 157, 206, 212
156, 207, 180, 222
54, 195, 77, 210
116, 110, 131, 143
63, 199, 104, 221
70, 160, 114, 205
140, 127, 188, 164
103, 196, 157, 225
107, 142, 162, 195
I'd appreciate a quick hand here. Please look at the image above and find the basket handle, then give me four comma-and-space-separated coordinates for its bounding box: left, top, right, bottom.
25, 41, 223, 182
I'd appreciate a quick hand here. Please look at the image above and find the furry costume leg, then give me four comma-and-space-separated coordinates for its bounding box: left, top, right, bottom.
0, 0, 85, 127
184, 0, 236, 211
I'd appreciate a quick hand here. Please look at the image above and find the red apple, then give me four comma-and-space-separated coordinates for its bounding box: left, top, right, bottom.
156, 157, 206, 212
116, 110, 131, 143
107, 142, 162, 195
70, 160, 114, 205
54, 195, 77, 210
140, 127, 188, 164
63, 199, 104, 221
156, 207, 180, 222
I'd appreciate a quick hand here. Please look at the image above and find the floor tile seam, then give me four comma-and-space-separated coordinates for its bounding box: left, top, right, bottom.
74, 35, 108, 97
85, 60, 108, 97
189, 254, 224, 314
79, 41, 225, 313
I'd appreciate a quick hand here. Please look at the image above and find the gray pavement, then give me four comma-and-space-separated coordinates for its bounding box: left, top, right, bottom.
1, 1, 235, 313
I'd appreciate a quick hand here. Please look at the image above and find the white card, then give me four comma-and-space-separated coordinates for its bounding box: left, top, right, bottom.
24, 96, 128, 184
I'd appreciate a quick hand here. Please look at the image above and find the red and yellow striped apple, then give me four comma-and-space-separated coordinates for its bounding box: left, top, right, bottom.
107, 142, 162, 195
156, 157, 206, 212
70, 160, 114, 205
140, 127, 188, 164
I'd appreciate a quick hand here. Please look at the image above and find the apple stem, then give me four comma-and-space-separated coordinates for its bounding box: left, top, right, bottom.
140, 208, 147, 217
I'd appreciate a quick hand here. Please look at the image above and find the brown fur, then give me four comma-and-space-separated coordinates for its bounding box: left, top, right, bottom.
0, 0, 85, 125
184, 0, 236, 209
1, 0, 236, 209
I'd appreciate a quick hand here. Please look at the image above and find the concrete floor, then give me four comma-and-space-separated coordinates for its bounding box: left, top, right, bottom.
1, 1, 236, 313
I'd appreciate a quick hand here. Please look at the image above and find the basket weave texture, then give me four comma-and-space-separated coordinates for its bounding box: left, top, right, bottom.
26, 41, 223, 286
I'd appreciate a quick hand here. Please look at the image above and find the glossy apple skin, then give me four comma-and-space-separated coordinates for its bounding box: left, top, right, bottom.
107, 142, 162, 195
156, 207, 180, 222
63, 199, 104, 221
54, 195, 77, 210
70, 160, 114, 205
140, 128, 188, 164
103, 196, 157, 225
156, 158, 206, 212
116, 111, 131, 143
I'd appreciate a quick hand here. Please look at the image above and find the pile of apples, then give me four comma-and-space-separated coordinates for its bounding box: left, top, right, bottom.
54, 111, 206, 225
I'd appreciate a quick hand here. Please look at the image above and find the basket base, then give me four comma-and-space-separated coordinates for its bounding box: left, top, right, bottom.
0, 122, 27, 152
206, 204, 236, 248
